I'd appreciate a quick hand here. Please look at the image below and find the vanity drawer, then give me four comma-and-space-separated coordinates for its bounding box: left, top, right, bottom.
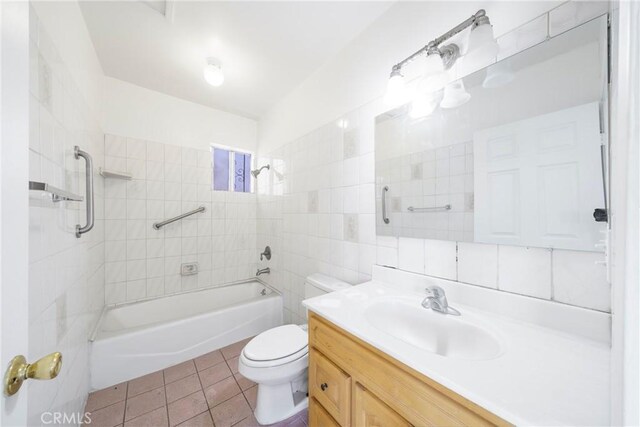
309, 397, 340, 427
309, 348, 351, 426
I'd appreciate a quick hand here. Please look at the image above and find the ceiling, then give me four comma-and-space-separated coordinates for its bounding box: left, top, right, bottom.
79, 1, 394, 119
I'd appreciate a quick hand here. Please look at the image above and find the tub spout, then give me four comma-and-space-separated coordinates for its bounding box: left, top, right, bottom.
256, 267, 270, 276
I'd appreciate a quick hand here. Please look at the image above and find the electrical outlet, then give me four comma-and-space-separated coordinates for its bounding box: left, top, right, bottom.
181, 262, 199, 276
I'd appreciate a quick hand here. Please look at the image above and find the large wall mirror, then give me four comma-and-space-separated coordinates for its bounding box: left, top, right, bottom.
375, 16, 608, 251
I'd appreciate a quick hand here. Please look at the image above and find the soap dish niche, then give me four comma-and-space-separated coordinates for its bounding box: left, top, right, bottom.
99, 168, 132, 180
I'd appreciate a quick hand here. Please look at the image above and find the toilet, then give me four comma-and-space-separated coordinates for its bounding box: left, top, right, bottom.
238, 273, 351, 425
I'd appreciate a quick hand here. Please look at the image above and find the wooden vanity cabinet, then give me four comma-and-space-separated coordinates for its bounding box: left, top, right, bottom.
307, 312, 511, 427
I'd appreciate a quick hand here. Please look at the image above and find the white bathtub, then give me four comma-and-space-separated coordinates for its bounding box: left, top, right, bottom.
90, 281, 282, 390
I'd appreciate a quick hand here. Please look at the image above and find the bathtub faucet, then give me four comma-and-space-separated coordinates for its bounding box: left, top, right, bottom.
256, 267, 270, 276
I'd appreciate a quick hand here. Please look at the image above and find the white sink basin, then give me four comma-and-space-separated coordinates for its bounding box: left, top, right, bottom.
364, 299, 503, 360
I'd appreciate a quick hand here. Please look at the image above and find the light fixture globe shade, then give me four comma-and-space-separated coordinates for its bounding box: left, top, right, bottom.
204, 62, 224, 87
464, 23, 499, 72
384, 72, 408, 107
440, 80, 471, 109
483, 60, 515, 88
410, 90, 441, 119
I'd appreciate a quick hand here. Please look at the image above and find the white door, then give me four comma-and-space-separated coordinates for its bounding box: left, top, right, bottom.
474, 102, 605, 251
1, 2, 31, 426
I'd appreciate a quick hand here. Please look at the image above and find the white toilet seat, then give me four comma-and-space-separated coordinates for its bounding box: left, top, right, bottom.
241, 324, 308, 368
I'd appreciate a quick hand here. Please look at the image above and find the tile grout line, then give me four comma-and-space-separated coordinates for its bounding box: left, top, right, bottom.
193, 355, 215, 426
163, 370, 170, 427
121, 382, 129, 426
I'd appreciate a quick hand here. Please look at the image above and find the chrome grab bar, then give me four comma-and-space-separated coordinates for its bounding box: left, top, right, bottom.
153, 206, 206, 230
75, 146, 94, 238
407, 204, 451, 212
381, 186, 390, 224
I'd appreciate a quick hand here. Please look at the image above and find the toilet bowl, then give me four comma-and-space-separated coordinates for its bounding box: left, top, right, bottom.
238, 274, 351, 425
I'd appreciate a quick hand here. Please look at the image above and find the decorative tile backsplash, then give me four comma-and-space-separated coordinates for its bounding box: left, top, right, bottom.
103, 135, 257, 304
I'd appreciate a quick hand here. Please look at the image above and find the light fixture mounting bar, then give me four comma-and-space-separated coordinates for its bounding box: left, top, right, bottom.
391, 9, 488, 72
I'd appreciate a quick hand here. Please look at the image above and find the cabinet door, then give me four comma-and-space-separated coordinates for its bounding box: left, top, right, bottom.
309, 398, 340, 427
354, 383, 412, 427
309, 349, 351, 426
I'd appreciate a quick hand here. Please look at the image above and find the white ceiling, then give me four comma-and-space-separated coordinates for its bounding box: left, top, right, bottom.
79, 1, 394, 119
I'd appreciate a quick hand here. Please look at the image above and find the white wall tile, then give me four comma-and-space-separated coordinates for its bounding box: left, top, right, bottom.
376, 245, 398, 268
424, 239, 457, 280
553, 250, 609, 311
127, 138, 146, 160
498, 246, 551, 299
398, 237, 425, 274
497, 14, 548, 61
457, 242, 498, 289
549, 1, 609, 37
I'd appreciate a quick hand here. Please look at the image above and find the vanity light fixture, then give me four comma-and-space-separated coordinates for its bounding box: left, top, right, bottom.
203, 57, 224, 87
440, 80, 471, 109
384, 9, 497, 108
384, 66, 408, 107
410, 88, 442, 119
464, 15, 500, 71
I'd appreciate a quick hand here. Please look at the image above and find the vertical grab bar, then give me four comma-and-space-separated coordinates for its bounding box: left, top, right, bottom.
382, 186, 390, 224
75, 146, 94, 238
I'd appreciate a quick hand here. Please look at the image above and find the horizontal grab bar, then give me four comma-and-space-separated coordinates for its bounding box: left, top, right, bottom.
153, 206, 206, 230
407, 204, 451, 212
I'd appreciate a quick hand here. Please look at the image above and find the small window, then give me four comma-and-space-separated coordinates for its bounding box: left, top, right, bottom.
212, 146, 252, 193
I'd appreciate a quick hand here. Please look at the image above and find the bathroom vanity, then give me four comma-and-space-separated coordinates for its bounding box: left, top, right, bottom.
308, 311, 509, 426
303, 266, 610, 427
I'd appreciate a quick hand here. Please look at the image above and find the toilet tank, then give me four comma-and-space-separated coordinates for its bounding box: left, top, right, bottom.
304, 273, 351, 299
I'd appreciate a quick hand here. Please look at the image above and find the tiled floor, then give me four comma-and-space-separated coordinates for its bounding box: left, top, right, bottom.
84, 337, 308, 427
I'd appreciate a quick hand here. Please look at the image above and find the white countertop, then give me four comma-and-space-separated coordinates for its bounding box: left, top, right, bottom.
303, 278, 610, 426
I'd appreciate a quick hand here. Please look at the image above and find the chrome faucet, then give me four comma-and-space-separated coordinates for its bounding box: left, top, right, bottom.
421, 286, 460, 315
256, 267, 270, 276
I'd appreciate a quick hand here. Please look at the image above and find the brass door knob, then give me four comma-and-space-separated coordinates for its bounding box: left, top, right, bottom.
4, 352, 62, 396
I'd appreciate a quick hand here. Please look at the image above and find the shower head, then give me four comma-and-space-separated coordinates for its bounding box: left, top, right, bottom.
251, 164, 270, 178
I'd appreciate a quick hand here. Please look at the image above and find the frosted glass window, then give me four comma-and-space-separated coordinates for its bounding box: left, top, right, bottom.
212, 147, 252, 193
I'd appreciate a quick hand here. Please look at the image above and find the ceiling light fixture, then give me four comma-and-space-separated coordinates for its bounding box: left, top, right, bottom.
203, 57, 224, 87
385, 9, 497, 107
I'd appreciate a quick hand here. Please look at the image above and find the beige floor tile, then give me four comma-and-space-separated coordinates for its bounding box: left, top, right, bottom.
203, 376, 241, 408
128, 371, 164, 397
166, 374, 202, 403
165, 360, 197, 385
194, 350, 224, 371
123, 406, 168, 427
125, 387, 166, 421
198, 361, 232, 388
209, 394, 252, 427
86, 383, 127, 412
167, 390, 208, 426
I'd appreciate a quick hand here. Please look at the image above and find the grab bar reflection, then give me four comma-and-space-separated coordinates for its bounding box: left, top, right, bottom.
407, 204, 451, 212
153, 206, 206, 230
75, 146, 94, 238
381, 186, 390, 224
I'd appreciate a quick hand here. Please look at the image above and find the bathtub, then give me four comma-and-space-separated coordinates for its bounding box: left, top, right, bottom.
90, 280, 282, 390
